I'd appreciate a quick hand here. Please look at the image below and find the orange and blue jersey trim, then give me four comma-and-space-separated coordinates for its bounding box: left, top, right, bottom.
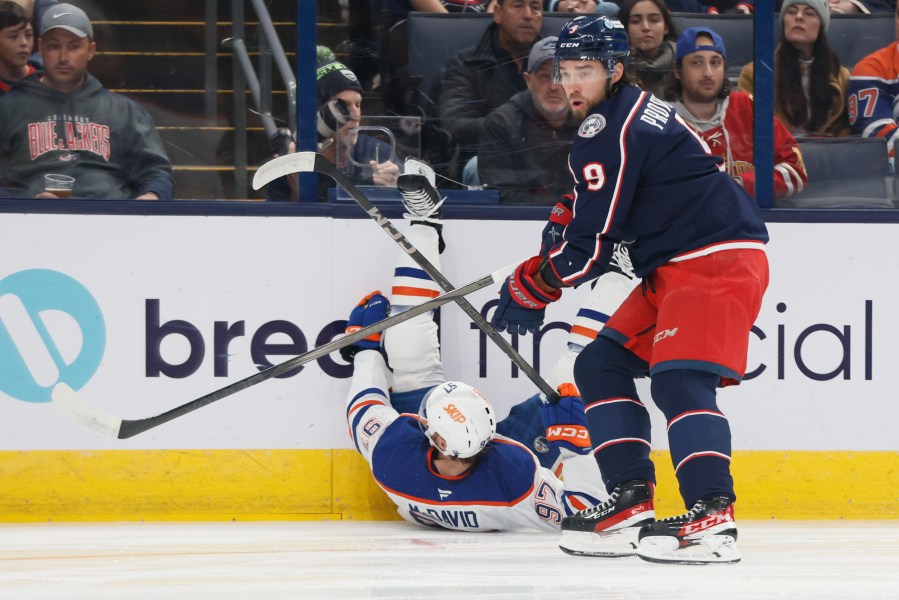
347, 387, 388, 452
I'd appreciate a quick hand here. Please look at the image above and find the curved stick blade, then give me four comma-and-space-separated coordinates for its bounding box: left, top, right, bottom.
52, 383, 123, 438
252, 152, 317, 189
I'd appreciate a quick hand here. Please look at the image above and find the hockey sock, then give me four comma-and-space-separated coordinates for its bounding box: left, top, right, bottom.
575, 336, 654, 493
650, 369, 735, 507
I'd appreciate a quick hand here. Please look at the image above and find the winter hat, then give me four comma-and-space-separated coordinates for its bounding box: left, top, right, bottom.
316, 59, 362, 107
780, 0, 830, 33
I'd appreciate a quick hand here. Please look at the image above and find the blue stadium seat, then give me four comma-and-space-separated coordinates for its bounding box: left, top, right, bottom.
780, 138, 893, 209
826, 13, 895, 72
406, 12, 573, 109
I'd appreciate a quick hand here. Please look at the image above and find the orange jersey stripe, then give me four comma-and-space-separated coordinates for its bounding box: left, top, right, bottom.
570, 324, 598, 339
392, 285, 440, 298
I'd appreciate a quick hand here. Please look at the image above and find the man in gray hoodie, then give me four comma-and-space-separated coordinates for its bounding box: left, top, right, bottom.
0, 3, 173, 199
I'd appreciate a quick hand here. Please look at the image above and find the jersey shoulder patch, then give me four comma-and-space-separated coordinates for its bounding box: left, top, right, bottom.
578, 114, 606, 138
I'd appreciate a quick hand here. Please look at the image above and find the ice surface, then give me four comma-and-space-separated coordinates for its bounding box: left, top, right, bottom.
1, 520, 897, 599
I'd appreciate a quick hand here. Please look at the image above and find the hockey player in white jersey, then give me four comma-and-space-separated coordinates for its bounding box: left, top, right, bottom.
342, 160, 637, 532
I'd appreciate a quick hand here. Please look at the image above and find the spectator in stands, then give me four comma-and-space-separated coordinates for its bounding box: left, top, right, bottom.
547, 0, 620, 17
664, 0, 753, 12
0, 1, 34, 95
739, 0, 850, 137
7, 0, 56, 67
268, 47, 401, 202
0, 3, 173, 199
384, 0, 492, 30
817, 0, 893, 14
847, 5, 899, 170
618, 0, 679, 99
666, 27, 808, 206
438, 0, 543, 180
477, 36, 580, 204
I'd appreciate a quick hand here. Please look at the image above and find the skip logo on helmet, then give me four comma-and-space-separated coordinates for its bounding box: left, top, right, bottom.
443, 403, 467, 423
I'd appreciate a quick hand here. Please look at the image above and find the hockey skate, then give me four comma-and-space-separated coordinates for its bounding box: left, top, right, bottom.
398, 159, 444, 225
398, 159, 445, 252
558, 479, 655, 557
636, 496, 741, 565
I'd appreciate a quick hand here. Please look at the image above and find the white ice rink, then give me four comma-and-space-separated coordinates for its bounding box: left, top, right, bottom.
2, 520, 898, 599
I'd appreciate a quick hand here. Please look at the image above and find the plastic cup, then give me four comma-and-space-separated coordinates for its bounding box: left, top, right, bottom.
44, 174, 75, 198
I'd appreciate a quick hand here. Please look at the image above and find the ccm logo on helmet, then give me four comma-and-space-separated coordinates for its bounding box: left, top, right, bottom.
443, 403, 467, 423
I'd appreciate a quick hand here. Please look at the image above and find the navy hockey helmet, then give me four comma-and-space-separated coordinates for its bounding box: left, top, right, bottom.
554, 15, 630, 80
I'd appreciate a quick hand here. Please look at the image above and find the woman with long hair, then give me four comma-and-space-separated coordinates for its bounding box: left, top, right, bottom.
617, 0, 678, 98
739, 0, 849, 136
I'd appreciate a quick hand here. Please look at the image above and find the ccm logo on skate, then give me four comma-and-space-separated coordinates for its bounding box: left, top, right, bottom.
681, 511, 733, 537
0, 269, 106, 403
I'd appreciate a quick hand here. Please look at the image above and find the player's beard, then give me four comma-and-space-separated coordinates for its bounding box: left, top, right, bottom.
569, 88, 604, 121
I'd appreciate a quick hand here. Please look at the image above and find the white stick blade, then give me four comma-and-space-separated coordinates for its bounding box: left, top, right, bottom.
252, 152, 317, 190
490, 258, 525, 283
52, 383, 123, 438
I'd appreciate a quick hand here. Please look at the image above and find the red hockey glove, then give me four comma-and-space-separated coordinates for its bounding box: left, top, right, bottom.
491, 256, 561, 335
540, 194, 574, 258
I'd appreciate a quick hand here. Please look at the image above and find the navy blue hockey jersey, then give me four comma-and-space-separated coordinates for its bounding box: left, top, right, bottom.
546, 85, 768, 286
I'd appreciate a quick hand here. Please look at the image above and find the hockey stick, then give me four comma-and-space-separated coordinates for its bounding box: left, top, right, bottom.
51, 261, 517, 439
253, 152, 560, 403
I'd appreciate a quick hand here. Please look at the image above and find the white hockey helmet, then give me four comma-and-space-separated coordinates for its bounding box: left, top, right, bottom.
418, 381, 497, 459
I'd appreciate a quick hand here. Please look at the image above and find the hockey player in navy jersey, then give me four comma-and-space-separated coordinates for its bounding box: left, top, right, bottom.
340, 160, 644, 532
490, 15, 769, 563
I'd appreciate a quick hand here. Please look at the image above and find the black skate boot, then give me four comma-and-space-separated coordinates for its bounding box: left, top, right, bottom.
636, 496, 741, 564
397, 160, 445, 253
558, 479, 655, 557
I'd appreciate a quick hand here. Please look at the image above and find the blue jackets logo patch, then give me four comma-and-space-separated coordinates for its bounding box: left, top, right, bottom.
579, 114, 605, 138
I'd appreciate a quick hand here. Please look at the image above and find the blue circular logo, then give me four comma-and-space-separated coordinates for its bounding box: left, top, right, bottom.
0, 269, 105, 403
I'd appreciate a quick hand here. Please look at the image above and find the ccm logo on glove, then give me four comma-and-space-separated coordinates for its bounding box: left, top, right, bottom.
545, 425, 590, 449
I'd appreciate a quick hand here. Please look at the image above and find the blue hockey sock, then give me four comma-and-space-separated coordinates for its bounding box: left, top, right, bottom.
575, 336, 654, 493
650, 369, 735, 507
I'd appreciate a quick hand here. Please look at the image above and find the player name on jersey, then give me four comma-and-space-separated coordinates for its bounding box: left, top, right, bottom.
639, 95, 672, 131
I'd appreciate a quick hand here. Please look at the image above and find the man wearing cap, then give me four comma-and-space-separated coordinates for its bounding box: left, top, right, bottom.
476, 36, 580, 205
666, 27, 807, 205
0, 3, 173, 199
438, 0, 543, 170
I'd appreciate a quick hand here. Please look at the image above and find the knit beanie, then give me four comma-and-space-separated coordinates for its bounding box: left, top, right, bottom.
780, 0, 830, 33
315, 59, 362, 107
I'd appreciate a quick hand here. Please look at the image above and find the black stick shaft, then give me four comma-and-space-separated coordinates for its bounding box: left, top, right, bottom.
117, 271, 500, 438
313, 154, 559, 403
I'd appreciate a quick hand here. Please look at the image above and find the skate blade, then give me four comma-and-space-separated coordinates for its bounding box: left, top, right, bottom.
558, 528, 640, 558
636, 534, 742, 565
